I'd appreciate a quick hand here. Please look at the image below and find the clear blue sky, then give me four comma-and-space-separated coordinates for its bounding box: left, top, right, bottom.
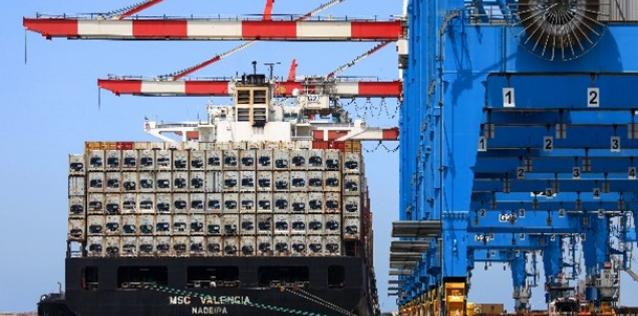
1, 0, 637, 313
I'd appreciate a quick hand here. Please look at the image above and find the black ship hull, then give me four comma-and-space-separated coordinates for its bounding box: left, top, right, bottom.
38, 256, 378, 316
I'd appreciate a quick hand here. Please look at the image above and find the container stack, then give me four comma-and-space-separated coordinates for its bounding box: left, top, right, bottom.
68, 141, 366, 258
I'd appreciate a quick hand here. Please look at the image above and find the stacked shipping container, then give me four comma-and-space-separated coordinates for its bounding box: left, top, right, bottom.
68, 141, 365, 258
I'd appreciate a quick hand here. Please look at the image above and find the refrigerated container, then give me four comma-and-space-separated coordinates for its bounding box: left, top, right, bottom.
68, 154, 85, 175
308, 193, 323, 213
274, 215, 290, 235
173, 236, 189, 257
121, 237, 137, 257
68, 196, 85, 217
206, 237, 222, 256
190, 150, 205, 170
257, 236, 273, 256
155, 236, 171, 256
156, 150, 172, 170
308, 214, 324, 234
139, 149, 155, 170
139, 215, 155, 235
343, 217, 360, 240
240, 171, 256, 191
291, 215, 306, 234
87, 215, 105, 236
273, 193, 289, 213
87, 237, 104, 257
273, 236, 290, 256
122, 215, 137, 235
307, 171, 323, 191
323, 171, 341, 192
343, 174, 361, 195
223, 237, 239, 256
223, 150, 239, 170
173, 150, 189, 170
324, 150, 340, 170
122, 150, 137, 170
190, 214, 205, 234
343, 196, 361, 217
256, 149, 273, 170
325, 215, 341, 234
173, 171, 189, 192
137, 193, 155, 213
325, 236, 341, 255
273, 171, 289, 191
307, 150, 323, 170
105, 150, 121, 170
273, 149, 289, 170
156, 214, 171, 235
156, 172, 172, 192
190, 193, 205, 213
173, 215, 188, 234
257, 214, 273, 235
173, 193, 189, 213
205, 150, 222, 170
138, 236, 154, 256
240, 214, 256, 235
87, 172, 104, 192
105, 172, 121, 192
122, 172, 138, 192
256, 171, 273, 191
256, 193, 272, 213
290, 150, 307, 170
290, 171, 307, 191
206, 193, 222, 213
68, 218, 85, 240
290, 193, 307, 213
105, 215, 121, 235
223, 193, 239, 213
240, 236, 256, 256
205, 214, 222, 235
87, 193, 105, 214
190, 171, 206, 192
291, 235, 306, 256
239, 193, 255, 212
343, 152, 361, 174
223, 171, 239, 192
325, 192, 340, 213
87, 150, 104, 171
121, 193, 136, 213
240, 150, 256, 170
190, 236, 205, 256
139, 172, 154, 192
155, 193, 171, 213
222, 214, 239, 236
308, 236, 323, 256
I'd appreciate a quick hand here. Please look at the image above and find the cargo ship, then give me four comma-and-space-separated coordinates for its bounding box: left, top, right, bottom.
37, 73, 397, 316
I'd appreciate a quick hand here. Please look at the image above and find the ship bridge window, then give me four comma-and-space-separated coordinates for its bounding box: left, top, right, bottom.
258, 266, 309, 287
328, 266, 345, 288
237, 90, 250, 104
253, 89, 267, 104
187, 266, 240, 289
117, 266, 168, 289
81, 266, 99, 291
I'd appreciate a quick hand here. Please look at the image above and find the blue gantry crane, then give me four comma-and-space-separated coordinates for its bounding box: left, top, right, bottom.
392, 0, 638, 314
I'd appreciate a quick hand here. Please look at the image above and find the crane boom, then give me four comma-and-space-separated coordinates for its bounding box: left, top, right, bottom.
23, 18, 402, 41
98, 78, 402, 98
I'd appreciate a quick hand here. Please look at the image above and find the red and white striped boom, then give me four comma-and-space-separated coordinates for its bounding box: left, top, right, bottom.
98, 78, 402, 98
23, 17, 403, 41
